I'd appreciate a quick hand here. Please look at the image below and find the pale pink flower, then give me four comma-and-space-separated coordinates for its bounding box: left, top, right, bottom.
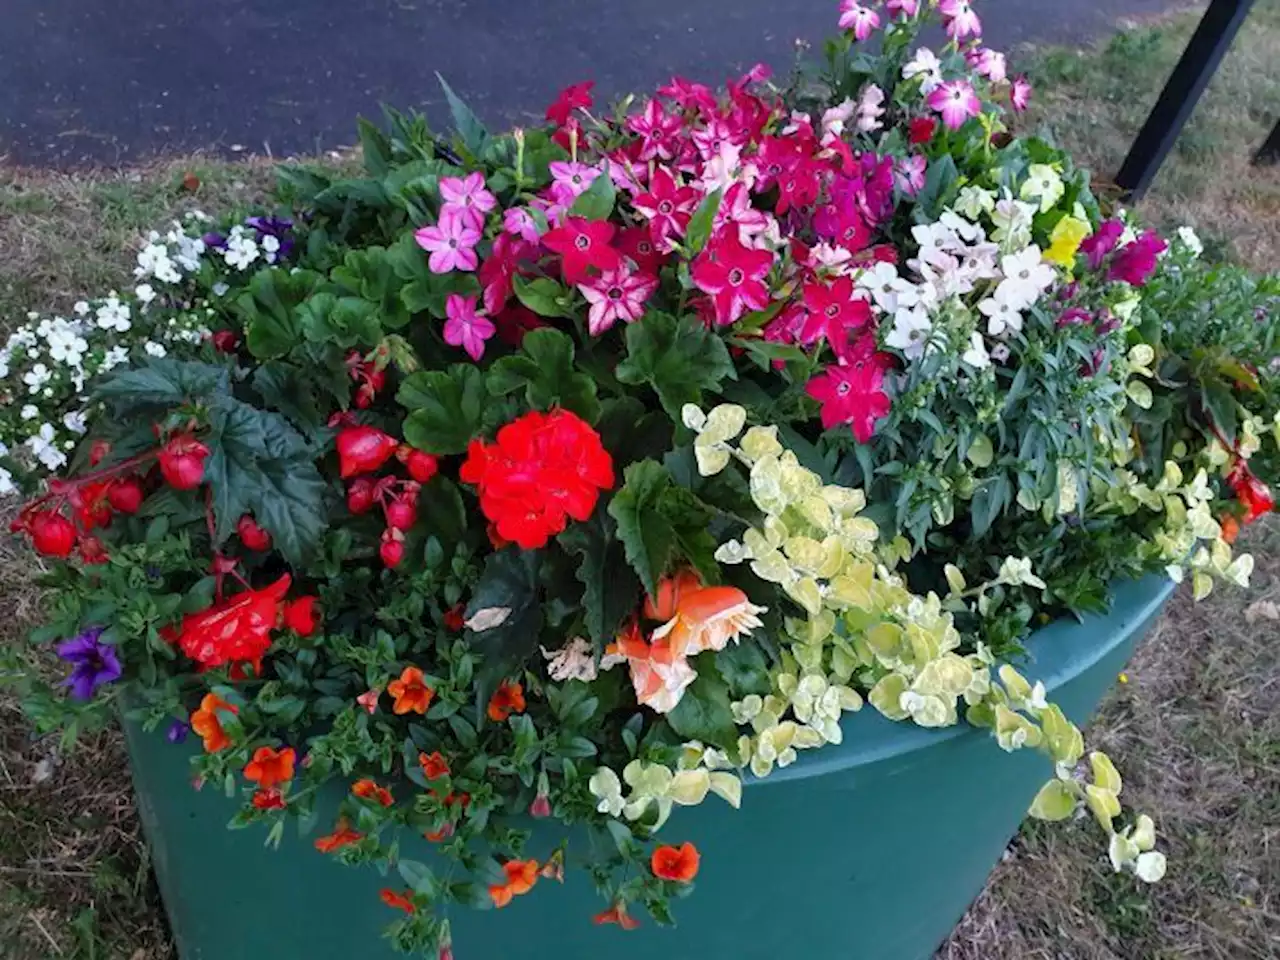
414, 209, 480, 274
548, 160, 601, 207
443, 293, 495, 361
438, 172, 496, 230
821, 99, 857, 140
1010, 75, 1033, 113
887, 0, 920, 16
856, 84, 886, 133
939, 0, 982, 39
969, 47, 1008, 83
838, 1, 881, 41
503, 207, 541, 244
903, 47, 944, 94
578, 266, 658, 336
894, 155, 927, 196
927, 79, 981, 130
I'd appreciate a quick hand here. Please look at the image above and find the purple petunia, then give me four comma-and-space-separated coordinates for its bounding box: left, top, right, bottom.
166, 719, 190, 744
244, 215, 295, 260
54, 628, 122, 701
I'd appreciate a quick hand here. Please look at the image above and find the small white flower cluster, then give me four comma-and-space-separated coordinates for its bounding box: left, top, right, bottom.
220, 224, 282, 272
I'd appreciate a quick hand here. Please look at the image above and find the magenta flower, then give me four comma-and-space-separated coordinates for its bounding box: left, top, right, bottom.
548, 161, 601, 207
927, 79, 981, 131
691, 228, 775, 326
55, 627, 122, 701
657, 76, 718, 115
968, 47, 1008, 83
838, 1, 881, 41
939, 0, 982, 39
1108, 230, 1168, 287
443, 293, 496, 361
503, 207, 541, 244
414, 209, 481, 274
805, 338, 895, 443
1056, 307, 1092, 328
799, 276, 873, 358
438, 172, 496, 230
1010, 74, 1032, 113
632, 166, 699, 252
579, 266, 658, 336
627, 98, 683, 162
894, 155, 927, 196
1079, 219, 1125, 270
887, 0, 920, 16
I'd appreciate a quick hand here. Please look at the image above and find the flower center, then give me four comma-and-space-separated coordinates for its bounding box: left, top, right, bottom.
825, 304, 840, 319
728, 267, 745, 286
836, 381, 852, 396
448, 239, 458, 249
658, 200, 674, 215
607, 286, 624, 301
574, 235, 591, 251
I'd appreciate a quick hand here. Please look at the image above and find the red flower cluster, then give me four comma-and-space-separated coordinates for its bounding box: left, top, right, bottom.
459, 410, 614, 549
337, 426, 439, 568
163, 574, 318, 670
1228, 460, 1275, 524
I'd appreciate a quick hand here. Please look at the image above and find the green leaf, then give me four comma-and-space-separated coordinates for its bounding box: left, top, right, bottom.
237, 268, 324, 360
970, 473, 1011, 539
607, 460, 719, 598
295, 292, 383, 348
513, 276, 574, 318
203, 399, 328, 566
251, 362, 330, 437
436, 73, 488, 154
1200, 381, 1238, 445
731, 337, 806, 370
397, 859, 437, 896
712, 642, 772, 697
667, 665, 738, 749
557, 509, 642, 644
95, 359, 230, 415
398, 365, 490, 455
486, 328, 600, 423
466, 549, 544, 723
616, 312, 736, 420
568, 169, 617, 220
913, 154, 959, 222
684, 188, 723, 255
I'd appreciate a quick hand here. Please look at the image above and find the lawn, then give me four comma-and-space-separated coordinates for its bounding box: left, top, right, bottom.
2, 4, 1278, 958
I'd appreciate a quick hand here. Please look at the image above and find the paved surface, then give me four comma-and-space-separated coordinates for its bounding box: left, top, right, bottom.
0, 0, 1179, 168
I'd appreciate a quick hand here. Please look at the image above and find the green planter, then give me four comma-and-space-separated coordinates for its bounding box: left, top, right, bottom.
125, 575, 1175, 960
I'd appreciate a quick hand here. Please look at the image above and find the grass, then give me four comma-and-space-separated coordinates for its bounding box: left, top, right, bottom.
1, 5, 1278, 959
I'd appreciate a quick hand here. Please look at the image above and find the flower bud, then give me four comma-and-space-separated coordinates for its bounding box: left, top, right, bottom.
336, 426, 399, 479
30, 512, 78, 557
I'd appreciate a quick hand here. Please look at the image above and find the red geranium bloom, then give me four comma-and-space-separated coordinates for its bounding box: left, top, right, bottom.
380, 889, 417, 915
487, 679, 527, 722
691, 228, 774, 326
632, 166, 699, 252
419, 751, 451, 781
909, 115, 938, 145
352, 778, 394, 807
315, 818, 362, 853
459, 409, 614, 549
651, 842, 701, 883
244, 746, 296, 790
542, 217, 622, 286
594, 900, 641, 930
799, 276, 873, 356
164, 574, 292, 669
545, 80, 594, 126
805, 335, 895, 443
492, 304, 547, 347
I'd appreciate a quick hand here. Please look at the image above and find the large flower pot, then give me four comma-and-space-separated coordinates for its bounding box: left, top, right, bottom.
124, 574, 1175, 960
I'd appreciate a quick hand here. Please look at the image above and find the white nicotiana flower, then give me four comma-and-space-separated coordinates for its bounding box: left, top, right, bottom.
23, 364, 52, 394
26, 423, 67, 470
955, 185, 996, 219
999, 246, 1055, 307
100, 346, 130, 372
1019, 164, 1064, 213
1176, 226, 1203, 257
95, 295, 132, 333
990, 195, 1037, 248
46, 327, 88, 367
962, 331, 990, 370
886, 305, 934, 359
820, 98, 856, 139
903, 47, 943, 93
979, 285, 1025, 336
858, 261, 918, 314
144, 341, 167, 358
855, 84, 885, 133
135, 243, 181, 284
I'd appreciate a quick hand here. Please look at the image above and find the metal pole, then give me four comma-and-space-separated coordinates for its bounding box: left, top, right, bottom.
1255, 119, 1280, 166
1114, 0, 1255, 200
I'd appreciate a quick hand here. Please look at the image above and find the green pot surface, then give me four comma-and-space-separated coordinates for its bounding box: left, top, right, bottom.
125, 574, 1175, 960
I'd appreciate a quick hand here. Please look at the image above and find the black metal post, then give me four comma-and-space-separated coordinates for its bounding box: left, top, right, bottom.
1114, 0, 1255, 199
1255, 119, 1280, 166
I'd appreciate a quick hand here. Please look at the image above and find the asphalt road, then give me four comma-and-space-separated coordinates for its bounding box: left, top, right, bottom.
0, 0, 1178, 168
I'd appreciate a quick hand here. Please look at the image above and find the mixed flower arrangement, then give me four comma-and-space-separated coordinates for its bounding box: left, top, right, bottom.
4, 1, 1279, 956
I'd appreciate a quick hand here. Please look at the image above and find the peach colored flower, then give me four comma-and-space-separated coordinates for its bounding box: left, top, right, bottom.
651, 585, 766, 657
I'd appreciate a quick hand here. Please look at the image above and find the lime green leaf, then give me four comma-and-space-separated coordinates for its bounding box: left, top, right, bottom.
398, 365, 489, 455
616, 312, 736, 420
1028, 779, 1077, 821
485, 328, 600, 423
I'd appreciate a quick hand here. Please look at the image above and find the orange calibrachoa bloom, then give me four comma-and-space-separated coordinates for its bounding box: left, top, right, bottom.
380, 888, 417, 915
190, 693, 237, 753
243, 746, 296, 790
352, 778, 393, 807
593, 899, 641, 930
314, 818, 363, 853
387, 666, 435, 715
419, 751, 450, 780
1221, 515, 1240, 545
651, 842, 700, 883
487, 679, 526, 722
488, 859, 539, 908
251, 788, 286, 810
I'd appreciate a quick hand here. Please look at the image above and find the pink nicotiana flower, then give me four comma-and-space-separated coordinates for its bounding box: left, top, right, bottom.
1010, 74, 1033, 112
856, 84, 886, 132
838, 1, 881, 41
545, 81, 595, 127
968, 47, 1008, 83
579, 266, 659, 336
805, 336, 895, 444
927, 79, 981, 131
548, 161, 601, 207
939, 0, 982, 39
606, 146, 649, 194
628, 98, 683, 162
443, 293, 496, 362
691, 228, 774, 326
657, 76, 718, 115
503, 207, 542, 244
414, 208, 481, 274
617, 226, 667, 276
438, 172, 496, 230
887, 0, 920, 16
799, 276, 873, 360
714, 182, 773, 247
894, 155, 927, 196
633, 166, 699, 252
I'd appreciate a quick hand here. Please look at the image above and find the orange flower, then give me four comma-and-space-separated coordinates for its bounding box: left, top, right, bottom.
603, 621, 695, 714
593, 899, 641, 930
487, 679, 526, 722
651, 842, 700, 883
1221, 515, 1240, 545
243, 746, 296, 789
643, 569, 703, 621
251, 788, 286, 810
419, 751, 450, 781
425, 824, 454, 842
380, 888, 416, 914
352, 778, 393, 807
488, 859, 539, 908
652, 585, 765, 657
314, 818, 363, 853
388, 666, 435, 715
190, 693, 237, 753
